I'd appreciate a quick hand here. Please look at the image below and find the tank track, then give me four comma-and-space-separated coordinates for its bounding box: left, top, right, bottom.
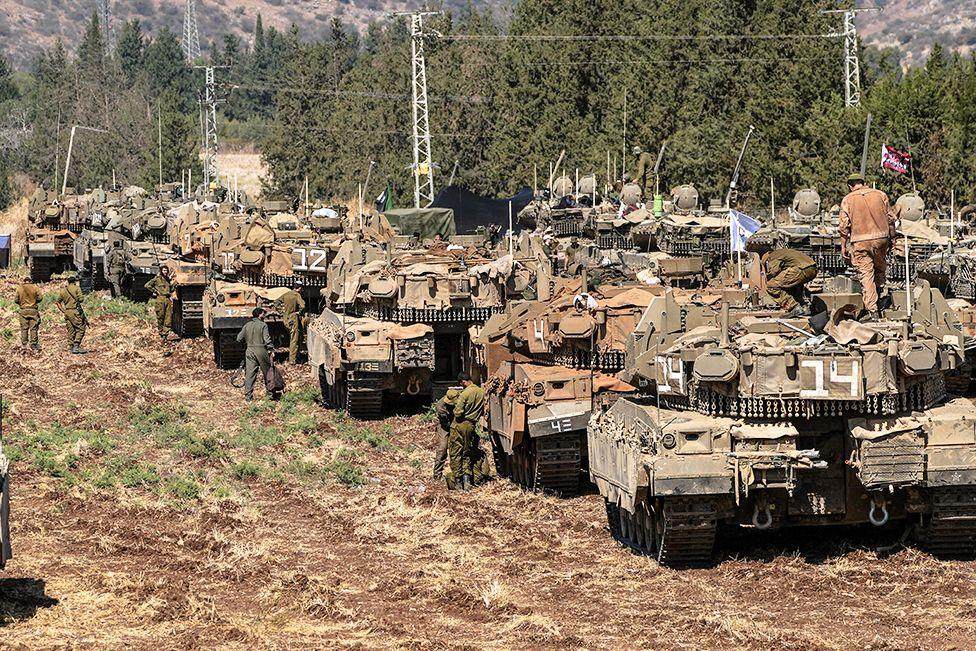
345, 387, 383, 419
507, 433, 582, 496
212, 331, 246, 370
605, 497, 718, 567
28, 257, 55, 282
925, 487, 976, 558
173, 301, 204, 338
945, 363, 973, 396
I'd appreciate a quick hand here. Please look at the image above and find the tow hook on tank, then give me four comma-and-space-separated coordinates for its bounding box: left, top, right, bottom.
869, 493, 889, 526
406, 374, 422, 396
752, 494, 773, 530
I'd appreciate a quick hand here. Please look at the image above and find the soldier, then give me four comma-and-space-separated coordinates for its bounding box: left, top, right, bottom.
762, 249, 818, 317
15, 274, 42, 351
280, 280, 306, 365
145, 265, 175, 340
632, 146, 656, 199
55, 273, 87, 354
839, 172, 897, 320
105, 240, 125, 297
449, 373, 485, 491
432, 387, 460, 481
237, 307, 273, 402
409, 231, 422, 248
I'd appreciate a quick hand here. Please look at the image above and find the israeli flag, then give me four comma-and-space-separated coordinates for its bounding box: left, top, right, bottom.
729, 209, 761, 253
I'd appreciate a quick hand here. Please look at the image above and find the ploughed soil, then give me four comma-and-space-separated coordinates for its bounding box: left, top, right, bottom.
2, 268, 976, 650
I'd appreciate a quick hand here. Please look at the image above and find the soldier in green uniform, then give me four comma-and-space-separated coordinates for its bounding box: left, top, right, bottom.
449, 373, 485, 491
237, 307, 274, 401
15, 274, 42, 351
632, 146, 656, 200
762, 248, 818, 317
432, 387, 460, 481
144, 265, 175, 340
280, 280, 306, 365
55, 273, 87, 354
106, 240, 126, 297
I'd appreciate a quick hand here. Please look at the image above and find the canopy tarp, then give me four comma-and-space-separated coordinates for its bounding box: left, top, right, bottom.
432, 185, 533, 234
383, 207, 456, 239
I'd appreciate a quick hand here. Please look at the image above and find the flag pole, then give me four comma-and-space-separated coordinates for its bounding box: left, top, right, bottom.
951, 189, 956, 241
908, 144, 917, 193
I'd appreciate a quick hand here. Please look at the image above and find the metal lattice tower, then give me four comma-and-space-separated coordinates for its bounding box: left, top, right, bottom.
395, 11, 441, 208
182, 0, 201, 62
97, 0, 114, 50
824, 6, 880, 108
194, 66, 223, 188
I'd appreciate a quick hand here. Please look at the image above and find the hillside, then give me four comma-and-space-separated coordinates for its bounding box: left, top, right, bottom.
0, 0, 971, 69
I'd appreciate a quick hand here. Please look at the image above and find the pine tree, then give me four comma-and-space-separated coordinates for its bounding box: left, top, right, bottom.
116, 20, 146, 82
143, 89, 202, 187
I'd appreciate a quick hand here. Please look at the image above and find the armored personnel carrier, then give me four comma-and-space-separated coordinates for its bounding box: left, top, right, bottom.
588, 280, 975, 566
308, 233, 512, 418
475, 281, 656, 495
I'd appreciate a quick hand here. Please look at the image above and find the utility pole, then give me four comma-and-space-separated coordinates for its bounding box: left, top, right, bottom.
97, 0, 114, 51
823, 6, 880, 108
182, 0, 202, 62
391, 10, 441, 208
194, 66, 226, 189
62, 125, 109, 196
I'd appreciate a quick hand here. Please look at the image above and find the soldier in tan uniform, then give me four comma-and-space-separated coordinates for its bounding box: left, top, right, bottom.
762, 249, 818, 317
144, 266, 175, 340
632, 146, 656, 200
839, 172, 897, 319
15, 275, 42, 350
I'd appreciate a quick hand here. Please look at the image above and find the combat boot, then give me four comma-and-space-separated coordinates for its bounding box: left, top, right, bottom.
462, 474, 474, 491
32, 344, 41, 352
70, 344, 87, 354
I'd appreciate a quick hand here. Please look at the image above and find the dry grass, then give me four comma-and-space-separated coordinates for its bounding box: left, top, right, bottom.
2, 239, 976, 647
215, 150, 266, 200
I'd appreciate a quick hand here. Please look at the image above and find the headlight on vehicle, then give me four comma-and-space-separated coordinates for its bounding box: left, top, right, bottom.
216, 293, 225, 303
532, 382, 545, 397
661, 433, 677, 450
345, 331, 356, 342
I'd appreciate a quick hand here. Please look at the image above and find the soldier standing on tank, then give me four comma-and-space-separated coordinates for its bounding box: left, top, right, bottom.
145, 265, 176, 340
237, 307, 273, 402
432, 387, 460, 481
761, 249, 818, 317
280, 280, 306, 365
15, 274, 42, 351
55, 273, 87, 354
450, 373, 485, 491
632, 146, 656, 200
839, 172, 897, 320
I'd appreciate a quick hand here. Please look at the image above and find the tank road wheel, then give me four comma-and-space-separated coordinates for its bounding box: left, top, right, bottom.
212, 331, 246, 370
656, 497, 719, 567
605, 500, 622, 540
924, 487, 976, 559
945, 362, 974, 397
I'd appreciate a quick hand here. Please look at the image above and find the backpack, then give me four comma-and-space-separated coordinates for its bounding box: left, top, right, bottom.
265, 363, 286, 393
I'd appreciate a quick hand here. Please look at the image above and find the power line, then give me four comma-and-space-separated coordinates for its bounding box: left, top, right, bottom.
438, 32, 838, 42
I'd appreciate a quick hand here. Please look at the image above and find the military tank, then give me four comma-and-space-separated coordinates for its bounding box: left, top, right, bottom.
24, 189, 83, 282
475, 281, 656, 495
308, 234, 511, 418
655, 186, 733, 271
588, 280, 975, 566
204, 207, 343, 366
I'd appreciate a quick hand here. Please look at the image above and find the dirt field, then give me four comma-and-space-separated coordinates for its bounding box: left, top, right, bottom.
2, 269, 976, 650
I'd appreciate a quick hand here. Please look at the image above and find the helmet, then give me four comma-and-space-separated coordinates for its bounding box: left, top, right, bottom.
632, 146, 642, 156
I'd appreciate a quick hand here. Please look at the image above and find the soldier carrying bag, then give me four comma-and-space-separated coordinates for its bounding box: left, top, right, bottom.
265, 362, 286, 395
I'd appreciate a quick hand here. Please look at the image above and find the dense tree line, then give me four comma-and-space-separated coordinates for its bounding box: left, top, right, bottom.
2, 0, 976, 213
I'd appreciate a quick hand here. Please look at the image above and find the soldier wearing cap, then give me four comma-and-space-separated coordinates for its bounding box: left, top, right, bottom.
55, 272, 87, 354
839, 172, 897, 320
432, 387, 461, 481
15, 274, 42, 351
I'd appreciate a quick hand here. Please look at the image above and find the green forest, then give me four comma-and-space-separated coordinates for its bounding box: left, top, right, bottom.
1, 0, 975, 213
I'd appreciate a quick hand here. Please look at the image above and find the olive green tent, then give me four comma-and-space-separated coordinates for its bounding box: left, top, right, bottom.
383, 208, 456, 239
